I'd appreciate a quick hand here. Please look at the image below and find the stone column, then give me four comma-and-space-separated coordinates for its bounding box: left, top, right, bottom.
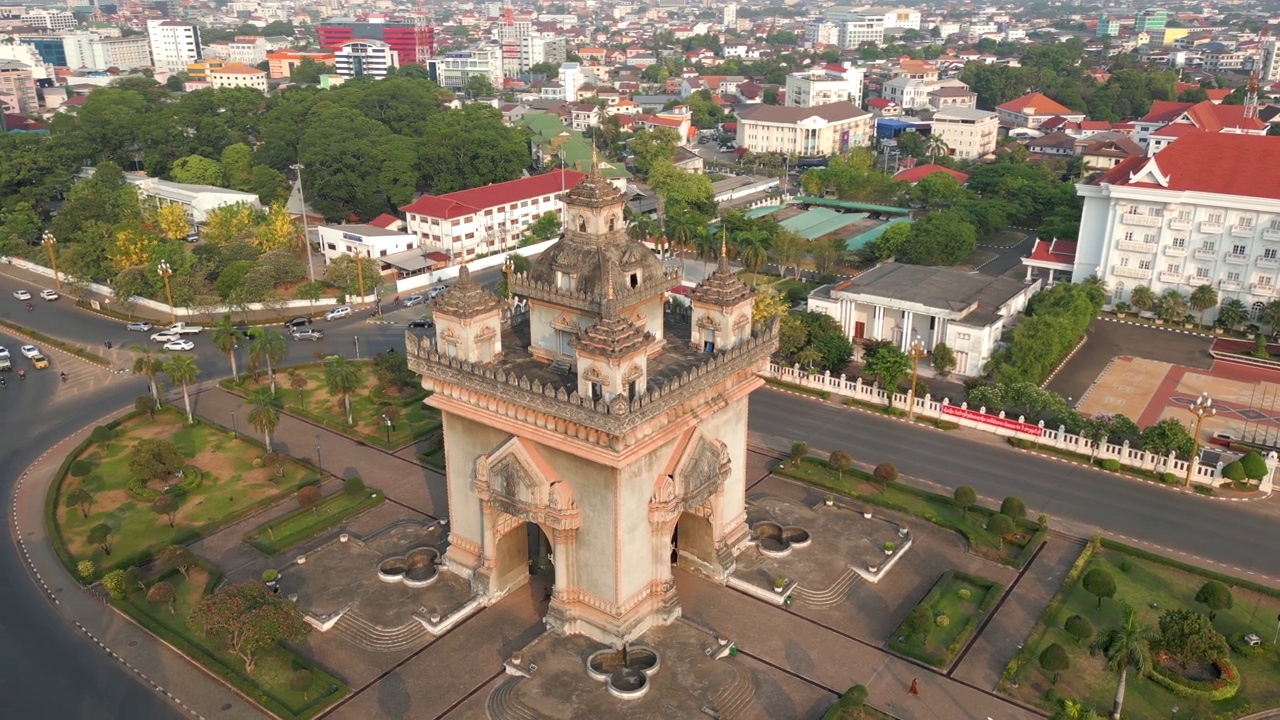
873, 305, 884, 339
901, 310, 914, 350
930, 315, 940, 349
1026, 264, 1034, 282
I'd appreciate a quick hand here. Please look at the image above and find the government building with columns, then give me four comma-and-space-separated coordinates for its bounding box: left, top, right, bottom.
808, 263, 1039, 377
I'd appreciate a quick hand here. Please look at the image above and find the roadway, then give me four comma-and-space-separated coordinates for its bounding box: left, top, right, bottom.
4, 268, 1280, 714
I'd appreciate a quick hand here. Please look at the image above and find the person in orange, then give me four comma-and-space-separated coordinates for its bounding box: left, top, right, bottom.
909, 677, 919, 696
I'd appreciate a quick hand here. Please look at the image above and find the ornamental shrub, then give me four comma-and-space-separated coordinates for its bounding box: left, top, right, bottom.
1240, 452, 1268, 480
69, 460, 93, 478
935, 614, 950, 628
1222, 460, 1246, 482
90, 426, 114, 442
1098, 459, 1121, 471
957, 588, 972, 601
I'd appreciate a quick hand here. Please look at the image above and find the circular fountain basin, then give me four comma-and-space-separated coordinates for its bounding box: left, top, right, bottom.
754, 521, 790, 557
378, 557, 408, 582
402, 547, 440, 588
782, 526, 811, 548
586, 645, 661, 684
606, 667, 649, 699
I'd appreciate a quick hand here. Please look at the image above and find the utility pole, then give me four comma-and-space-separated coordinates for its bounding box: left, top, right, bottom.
291, 163, 316, 283
906, 334, 927, 420
157, 260, 175, 324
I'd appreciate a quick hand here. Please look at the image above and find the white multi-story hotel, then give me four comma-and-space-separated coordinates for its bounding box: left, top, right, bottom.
429, 48, 503, 93
931, 107, 998, 160
735, 103, 873, 157
334, 39, 399, 79
784, 65, 865, 108
147, 19, 202, 75
1073, 131, 1280, 321
805, 20, 840, 46
401, 170, 586, 263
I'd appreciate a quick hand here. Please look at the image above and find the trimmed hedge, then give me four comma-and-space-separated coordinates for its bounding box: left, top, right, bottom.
243, 491, 385, 555
887, 570, 1005, 669
766, 378, 831, 400
1002, 535, 1102, 685
1147, 658, 1241, 701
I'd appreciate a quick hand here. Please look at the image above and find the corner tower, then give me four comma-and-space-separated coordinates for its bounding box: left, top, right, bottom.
408, 163, 778, 646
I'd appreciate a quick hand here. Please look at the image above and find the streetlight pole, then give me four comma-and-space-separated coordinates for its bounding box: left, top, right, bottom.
291, 162, 316, 284
906, 334, 927, 420
42, 231, 60, 291
230, 410, 237, 439
1184, 392, 1215, 488
157, 260, 175, 324
381, 414, 392, 443
315, 435, 322, 469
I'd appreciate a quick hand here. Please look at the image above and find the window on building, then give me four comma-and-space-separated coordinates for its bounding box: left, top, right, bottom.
1178, 209, 1192, 221
1196, 267, 1210, 279
1228, 271, 1242, 282
955, 332, 971, 341
1207, 212, 1224, 223
1143, 233, 1157, 244
590, 382, 603, 401
1266, 249, 1279, 260
1171, 237, 1186, 248
1138, 260, 1153, 270
1233, 244, 1247, 256
1166, 263, 1180, 273
1253, 300, 1265, 319
1147, 206, 1164, 217
1201, 241, 1215, 252
1271, 219, 1280, 231
1260, 275, 1274, 287
1237, 216, 1254, 228
1123, 231, 1134, 242
1120, 257, 1130, 267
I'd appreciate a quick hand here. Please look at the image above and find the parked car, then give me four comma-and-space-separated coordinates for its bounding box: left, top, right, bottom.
1209, 432, 1238, 448
284, 316, 312, 329
403, 295, 425, 307
29, 354, 49, 370
19, 344, 40, 359
0, 356, 10, 372
12, 290, 31, 301
163, 339, 195, 352
184, 232, 200, 243
408, 319, 434, 329
0, 346, 8, 360
150, 331, 180, 343
426, 286, 448, 300
126, 321, 153, 332
325, 306, 352, 321
40, 289, 58, 301
291, 328, 325, 341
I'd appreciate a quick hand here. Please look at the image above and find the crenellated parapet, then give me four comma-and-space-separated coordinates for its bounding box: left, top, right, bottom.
509, 267, 682, 315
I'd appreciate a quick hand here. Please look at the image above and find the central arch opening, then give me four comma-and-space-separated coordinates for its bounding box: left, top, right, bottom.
493, 521, 553, 597
670, 511, 714, 569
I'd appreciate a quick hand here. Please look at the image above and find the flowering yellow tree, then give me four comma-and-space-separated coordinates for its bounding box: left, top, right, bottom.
752, 287, 789, 324
150, 203, 190, 241
201, 203, 262, 245
252, 203, 300, 251
108, 226, 161, 271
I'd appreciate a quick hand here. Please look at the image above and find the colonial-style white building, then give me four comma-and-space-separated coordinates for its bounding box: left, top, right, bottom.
735, 103, 873, 156
401, 170, 586, 263
316, 223, 419, 265
808, 263, 1039, 377
784, 64, 865, 108
1073, 131, 1280, 320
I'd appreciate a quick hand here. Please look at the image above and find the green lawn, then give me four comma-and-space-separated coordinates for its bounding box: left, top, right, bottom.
1010, 543, 1280, 719
244, 489, 385, 555
120, 566, 348, 720
888, 571, 1004, 668
226, 362, 441, 450
53, 411, 319, 575
777, 456, 1041, 568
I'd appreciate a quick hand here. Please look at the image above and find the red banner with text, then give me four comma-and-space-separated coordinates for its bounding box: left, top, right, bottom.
941, 404, 1044, 437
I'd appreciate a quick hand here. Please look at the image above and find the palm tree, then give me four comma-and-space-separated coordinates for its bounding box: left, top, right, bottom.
1127, 285, 1156, 315
1260, 299, 1280, 337
324, 355, 363, 425
1189, 284, 1218, 326
923, 133, 949, 162
163, 354, 200, 424
1091, 602, 1155, 720
735, 228, 771, 283
1217, 297, 1249, 331
246, 388, 282, 452
1155, 289, 1188, 324
212, 314, 240, 381
692, 229, 721, 271
664, 211, 703, 270
132, 345, 165, 410
248, 328, 287, 393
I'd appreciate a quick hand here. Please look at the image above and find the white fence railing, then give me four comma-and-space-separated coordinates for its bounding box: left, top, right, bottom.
765, 363, 1277, 492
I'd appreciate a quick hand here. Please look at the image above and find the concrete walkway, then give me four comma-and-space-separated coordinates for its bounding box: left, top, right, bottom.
9, 407, 267, 720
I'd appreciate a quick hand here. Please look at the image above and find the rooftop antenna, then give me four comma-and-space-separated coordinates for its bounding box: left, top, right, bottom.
1246, 27, 1268, 120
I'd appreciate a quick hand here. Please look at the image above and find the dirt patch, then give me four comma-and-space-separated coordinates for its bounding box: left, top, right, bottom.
1158, 654, 1219, 683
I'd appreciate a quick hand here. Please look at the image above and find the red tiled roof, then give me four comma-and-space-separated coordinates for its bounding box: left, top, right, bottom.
634, 114, 684, 128
425, 251, 451, 262
996, 92, 1079, 118
401, 170, 587, 219
1094, 131, 1280, 201
867, 97, 896, 108
1026, 238, 1077, 266
1151, 122, 1199, 138
368, 213, 399, 229
1140, 100, 1193, 124
1204, 88, 1231, 102
892, 163, 969, 185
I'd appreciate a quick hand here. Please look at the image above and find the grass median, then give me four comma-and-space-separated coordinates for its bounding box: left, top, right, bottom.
244, 487, 384, 556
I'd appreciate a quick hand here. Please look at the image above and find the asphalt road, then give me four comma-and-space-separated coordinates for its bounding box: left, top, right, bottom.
749, 388, 1280, 578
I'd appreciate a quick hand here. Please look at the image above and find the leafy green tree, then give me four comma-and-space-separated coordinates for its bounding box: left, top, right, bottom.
212, 315, 242, 381
902, 605, 932, 640
102, 569, 129, 600
630, 127, 681, 174
953, 485, 976, 518
1158, 609, 1228, 665
1194, 580, 1233, 619
464, 74, 497, 98
170, 154, 225, 186
770, 229, 808, 280
1092, 602, 1154, 720
1082, 567, 1117, 609
158, 544, 196, 579
324, 355, 363, 425
290, 57, 333, 84
788, 441, 808, 466
65, 487, 94, 519
248, 165, 289, 205
1000, 496, 1027, 521
911, 172, 968, 209
147, 580, 177, 614
129, 438, 186, 481
896, 209, 977, 266
828, 450, 853, 482
418, 104, 529, 195
325, 254, 383, 300
1139, 418, 1194, 458
1217, 297, 1248, 330
152, 493, 180, 528
1039, 643, 1070, 684
986, 513, 1014, 548
525, 211, 562, 243
296, 484, 322, 514
1065, 614, 1094, 644
191, 581, 311, 673
648, 159, 716, 217
1240, 451, 1269, 481
87, 523, 113, 555
930, 342, 956, 377
1155, 289, 1188, 324
164, 353, 200, 425
863, 345, 911, 405
797, 312, 854, 372
1127, 285, 1155, 314
247, 388, 282, 452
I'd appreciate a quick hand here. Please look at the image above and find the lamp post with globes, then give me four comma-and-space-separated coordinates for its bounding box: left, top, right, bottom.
906, 333, 928, 420
157, 260, 175, 324
1184, 392, 1215, 488
42, 231, 60, 291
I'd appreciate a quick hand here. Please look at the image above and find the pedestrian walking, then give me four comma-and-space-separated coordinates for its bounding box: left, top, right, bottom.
908, 678, 919, 696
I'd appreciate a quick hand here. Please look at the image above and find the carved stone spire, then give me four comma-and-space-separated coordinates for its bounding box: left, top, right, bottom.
571, 254, 651, 358
430, 265, 502, 319
688, 230, 753, 308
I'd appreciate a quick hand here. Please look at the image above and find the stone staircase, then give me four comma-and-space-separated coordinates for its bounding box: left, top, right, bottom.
710, 660, 757, 719
330, 612, 430, 652
485, 676, 543, 720
790, 567, 863, 609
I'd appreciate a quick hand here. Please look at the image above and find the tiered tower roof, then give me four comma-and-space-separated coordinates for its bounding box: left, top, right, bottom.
687, 234, 754, 308
429, 265, 502, 318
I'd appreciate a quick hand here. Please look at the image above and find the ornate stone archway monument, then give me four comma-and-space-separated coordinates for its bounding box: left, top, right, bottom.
407, 164, 777, 646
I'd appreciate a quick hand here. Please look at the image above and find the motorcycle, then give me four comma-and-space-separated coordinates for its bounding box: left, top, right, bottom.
25, 303, 33, 311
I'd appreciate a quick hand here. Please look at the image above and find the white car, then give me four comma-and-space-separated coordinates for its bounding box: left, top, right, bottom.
0, 346, 8, 360
163, 339, 195, 352
151, 331, 180, 343
40, 289, 58, 301
126, 321, 153, 332
19, 344, 40, 359
13, 290, 31, 301
325, 306, 352, 321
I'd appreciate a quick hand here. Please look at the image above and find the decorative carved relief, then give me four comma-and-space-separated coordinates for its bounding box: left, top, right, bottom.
474, 325, 497, 343
677, 437, 730, 510
624, 363, 644, 381
696, 314, 720, 331
476, 437, 582, 531
440, 326, 460, 341
582, 365, 606, 383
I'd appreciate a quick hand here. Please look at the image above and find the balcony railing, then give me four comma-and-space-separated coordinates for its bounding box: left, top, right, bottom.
1253, 283, 1275, 296
1225, 253, 1249, 265
1121, 213, 1161, 227
1163, 245, 1187, 257
1221, 280, 1242, 292
1200, 221, 1225, 234
1113, 265, 1153, 280
1258, 256, 1280, 269
1158, 271, 1184, 284
1117, 240, 1157, 253
1263, 228, 1280, 241
1193, 248, 1218, 261
1232, 225, 1257, 238
1169, 218, 1192, 231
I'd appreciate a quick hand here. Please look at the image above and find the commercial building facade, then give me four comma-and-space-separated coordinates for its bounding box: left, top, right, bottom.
428, 48, 503, 92
317, 21, 433, 66
784, 65, 865, 108
334, 40, 399, 79
316, 223, 420, 265
147, 19, 202, 75
735, 103, 873, 156
930, 107, 999, 160
266, 51, 336, 79
0, 59, 38, 115
207, 64, 269, 91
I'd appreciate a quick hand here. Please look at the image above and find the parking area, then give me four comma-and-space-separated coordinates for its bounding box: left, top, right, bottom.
1045, 318, 1213, 403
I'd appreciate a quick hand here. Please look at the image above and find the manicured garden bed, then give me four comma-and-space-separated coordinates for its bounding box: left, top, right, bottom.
1004, 540, 1280, 719
50, 410, 320, 576
244, 487, 385, 555
777, 456, 1044, 569
222, 360, 440, 450
118, 566, 347, 720
887, 570, 1004, 668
